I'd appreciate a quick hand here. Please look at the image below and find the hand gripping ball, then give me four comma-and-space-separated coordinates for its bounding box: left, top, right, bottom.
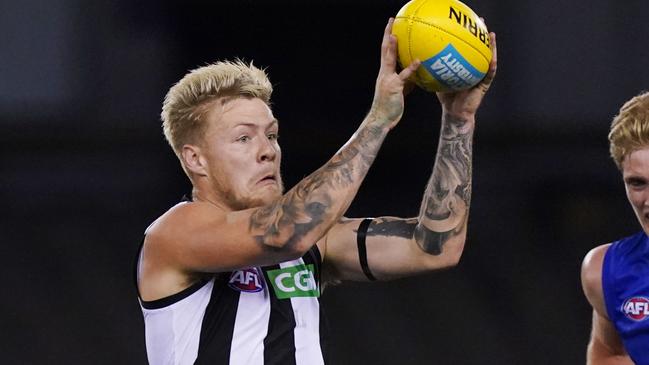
392, 0, 492, 92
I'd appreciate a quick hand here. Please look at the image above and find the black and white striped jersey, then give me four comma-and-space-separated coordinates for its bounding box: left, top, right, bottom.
135, 246, 329, 365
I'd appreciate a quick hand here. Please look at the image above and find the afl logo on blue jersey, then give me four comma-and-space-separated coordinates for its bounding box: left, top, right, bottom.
622, 297, 649, 321
228, 268, 264, 292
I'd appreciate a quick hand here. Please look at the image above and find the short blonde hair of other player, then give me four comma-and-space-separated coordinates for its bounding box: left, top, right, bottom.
609, 91, 649, 169
161, 59, 273, 171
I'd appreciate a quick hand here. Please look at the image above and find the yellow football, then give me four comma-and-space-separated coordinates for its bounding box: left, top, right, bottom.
392, 0, 492, 93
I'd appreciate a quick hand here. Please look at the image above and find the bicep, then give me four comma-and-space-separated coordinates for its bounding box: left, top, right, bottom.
322, 216, 462, 282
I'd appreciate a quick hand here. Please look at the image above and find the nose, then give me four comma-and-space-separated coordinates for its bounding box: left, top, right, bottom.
258, 136, 277, 163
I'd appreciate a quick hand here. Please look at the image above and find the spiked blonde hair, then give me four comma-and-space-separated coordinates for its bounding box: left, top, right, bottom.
609, 91, 649, 169
161, 59, 273, 157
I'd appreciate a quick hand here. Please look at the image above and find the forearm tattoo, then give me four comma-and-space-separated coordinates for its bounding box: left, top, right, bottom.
250, 121, 388, 248
416, 113, 473, 254
359, 115, 473, 255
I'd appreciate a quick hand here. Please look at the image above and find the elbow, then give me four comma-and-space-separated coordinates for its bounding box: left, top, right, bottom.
415, 224, 465, 256
415, 225, 466, 269
253, 200, 330, 259
424, 241, 465, 270
442, 239, 465, 268
261, 234, 314, 261
284, 240, 313, 260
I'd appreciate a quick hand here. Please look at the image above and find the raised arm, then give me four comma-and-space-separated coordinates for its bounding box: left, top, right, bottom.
143, 19, 420, 277
581, 245, 633, 365
321, 33, 497, 282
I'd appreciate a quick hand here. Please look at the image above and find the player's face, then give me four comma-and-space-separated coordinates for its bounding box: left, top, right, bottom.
201, 97, 283, 210
622, 147, 649, 234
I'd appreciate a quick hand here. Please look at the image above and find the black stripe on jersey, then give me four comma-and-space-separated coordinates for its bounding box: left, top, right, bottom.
304, 247, 331, 364
262, 264, 297, 365
303, 246, 321, 283
195, 277, 240, 365
318, 301, 332, 364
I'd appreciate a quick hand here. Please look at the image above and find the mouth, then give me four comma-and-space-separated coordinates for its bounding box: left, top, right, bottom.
257, 173, 277, 186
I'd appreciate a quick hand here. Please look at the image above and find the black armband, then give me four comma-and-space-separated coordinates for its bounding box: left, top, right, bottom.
357, 218, 377, 281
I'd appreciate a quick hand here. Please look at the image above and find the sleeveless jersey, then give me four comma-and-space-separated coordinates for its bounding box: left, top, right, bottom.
602, 231, 649, 364
135, 245, 330, 365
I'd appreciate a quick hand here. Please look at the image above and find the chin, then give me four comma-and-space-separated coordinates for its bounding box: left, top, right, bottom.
239, 190, 282, 210
229, 181, 283, 210
259, 190, 282, 205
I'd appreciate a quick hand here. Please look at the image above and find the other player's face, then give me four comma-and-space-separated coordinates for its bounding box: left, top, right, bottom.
622, 147, 649, 234
201, 97, 283, 210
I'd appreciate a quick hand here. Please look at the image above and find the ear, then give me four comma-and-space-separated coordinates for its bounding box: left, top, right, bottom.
181, 144, 208, 177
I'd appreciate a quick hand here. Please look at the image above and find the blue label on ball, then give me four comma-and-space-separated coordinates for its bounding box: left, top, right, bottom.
422, 44, 485, 90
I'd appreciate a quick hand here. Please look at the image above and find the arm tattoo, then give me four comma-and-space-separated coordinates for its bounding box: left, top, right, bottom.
250, 121, 388, 249
415, 113, 473, 255
360, 217, 418, 239
353, 217, 456, 256
336, 115, 472, 256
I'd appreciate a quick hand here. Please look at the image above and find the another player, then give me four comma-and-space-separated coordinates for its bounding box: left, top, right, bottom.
135, 19, 497, 364
581, 91, 649, 365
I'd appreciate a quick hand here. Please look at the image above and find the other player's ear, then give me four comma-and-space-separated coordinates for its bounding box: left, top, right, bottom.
181, 144, 208, 177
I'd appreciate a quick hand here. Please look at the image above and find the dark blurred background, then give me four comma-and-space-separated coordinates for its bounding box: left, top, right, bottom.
3, 0, 649, 364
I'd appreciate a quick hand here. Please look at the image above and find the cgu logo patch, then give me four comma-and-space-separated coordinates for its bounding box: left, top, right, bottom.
228, 268, 264, 293
266, 264, 319, 299
622, 297, 649, 321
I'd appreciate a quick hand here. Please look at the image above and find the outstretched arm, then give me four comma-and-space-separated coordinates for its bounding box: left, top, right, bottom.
320, 33, 497, 282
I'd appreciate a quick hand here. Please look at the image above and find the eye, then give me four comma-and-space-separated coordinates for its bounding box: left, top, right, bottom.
626, 177, 647, 188
267, 133, 279, 141
237, 135, 251, 143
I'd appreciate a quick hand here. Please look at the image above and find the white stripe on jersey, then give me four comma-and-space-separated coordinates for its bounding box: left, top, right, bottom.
141, 279, 215, 365
279, 260, 325, 365
229, 285, 271, 364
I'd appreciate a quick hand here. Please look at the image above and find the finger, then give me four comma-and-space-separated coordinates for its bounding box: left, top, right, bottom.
385, 16, 394, 34
477, 32, 497, 92
384, 34, 398, 69
490, 32, 497, 68
486, 32, 497, 80
380, 18, 396, 71
479, 17, 491, 30
398, 58, 420, 81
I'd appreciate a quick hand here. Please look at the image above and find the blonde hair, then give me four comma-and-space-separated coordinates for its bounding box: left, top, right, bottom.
608, 91, 649, 169
161, 59, 273, 157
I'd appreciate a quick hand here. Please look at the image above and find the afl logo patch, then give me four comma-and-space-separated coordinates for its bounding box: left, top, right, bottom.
622, 297, 649, 321
228, 268, 264, 293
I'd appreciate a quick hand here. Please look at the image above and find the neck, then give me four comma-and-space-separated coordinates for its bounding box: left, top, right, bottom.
192, 187, 228, 211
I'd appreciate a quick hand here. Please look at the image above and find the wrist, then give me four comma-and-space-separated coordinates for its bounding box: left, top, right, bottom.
365, 110, 396, 133
442, 111, 475, 132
